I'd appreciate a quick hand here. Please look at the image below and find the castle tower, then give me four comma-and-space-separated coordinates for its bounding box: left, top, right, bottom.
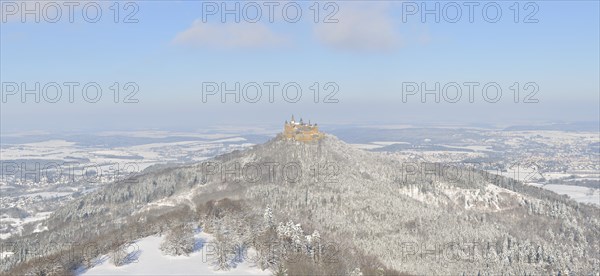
283, 116, 324, 142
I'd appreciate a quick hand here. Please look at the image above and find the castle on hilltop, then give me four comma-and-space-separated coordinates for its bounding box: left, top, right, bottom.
283, 115, 324, 142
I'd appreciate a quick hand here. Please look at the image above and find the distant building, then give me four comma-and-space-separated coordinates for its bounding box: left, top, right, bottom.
283, 115, 324, 142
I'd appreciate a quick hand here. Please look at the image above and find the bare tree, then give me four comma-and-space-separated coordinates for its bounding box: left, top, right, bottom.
160, 224, 195, 256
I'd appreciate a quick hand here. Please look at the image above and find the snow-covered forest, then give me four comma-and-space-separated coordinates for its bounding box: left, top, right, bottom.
1, 135, 599, 275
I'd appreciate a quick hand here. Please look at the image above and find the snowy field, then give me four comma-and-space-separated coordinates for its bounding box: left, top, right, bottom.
492, 169, 599, 205
0, 211, 52, 239
527, 183, 600, 205
0, 137, 254, 171
80, 231, 268, 276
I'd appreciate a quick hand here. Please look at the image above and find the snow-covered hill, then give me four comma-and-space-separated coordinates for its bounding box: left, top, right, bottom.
3, 134, 600, 275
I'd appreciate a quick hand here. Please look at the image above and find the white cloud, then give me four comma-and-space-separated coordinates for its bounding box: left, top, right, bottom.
172, 20, 288, 49
313, 3, 401, 52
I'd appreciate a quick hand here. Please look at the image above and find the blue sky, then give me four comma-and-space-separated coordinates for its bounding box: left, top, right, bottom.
1, 1, 599, 132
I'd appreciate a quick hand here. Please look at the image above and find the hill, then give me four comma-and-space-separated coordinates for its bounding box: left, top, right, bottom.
2, 134, 599, 275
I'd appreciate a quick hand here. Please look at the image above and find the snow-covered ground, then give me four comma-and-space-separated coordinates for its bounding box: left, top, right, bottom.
0, 211, 52, 239
491, 169, 599, 205
527, 183, 600, 205
0, 137, 253, 171
371, 141, 410, 146
79, 231, 269, 276
351, 143, 384, 150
